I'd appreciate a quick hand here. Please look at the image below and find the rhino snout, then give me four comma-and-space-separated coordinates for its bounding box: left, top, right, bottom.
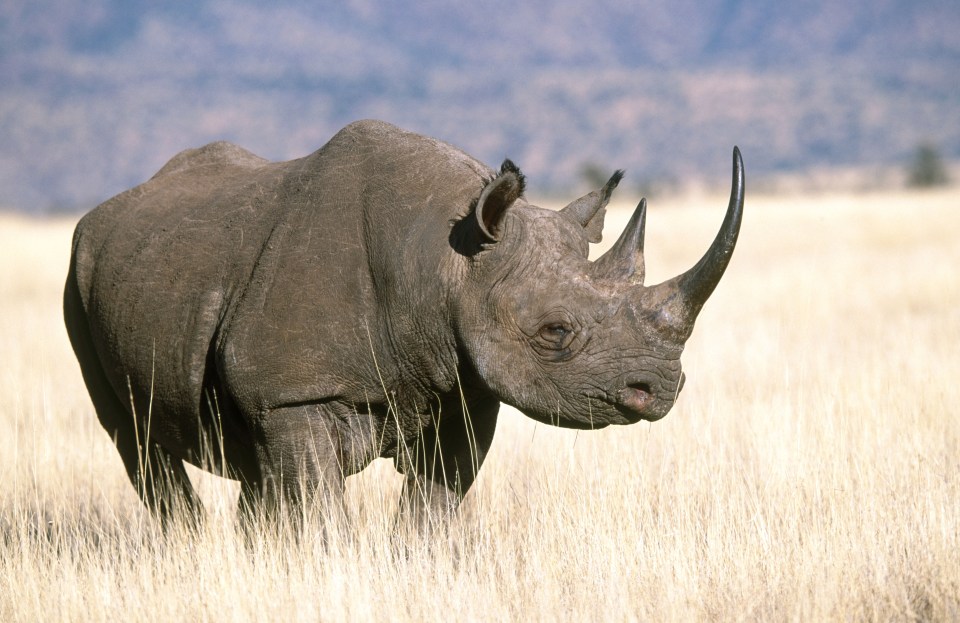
613, 371, 685, 422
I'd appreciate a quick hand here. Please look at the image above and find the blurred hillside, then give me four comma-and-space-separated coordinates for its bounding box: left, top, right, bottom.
2, 0, 958, 212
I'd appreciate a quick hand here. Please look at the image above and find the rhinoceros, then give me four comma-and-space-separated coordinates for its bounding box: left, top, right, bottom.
64, 120, 744, 524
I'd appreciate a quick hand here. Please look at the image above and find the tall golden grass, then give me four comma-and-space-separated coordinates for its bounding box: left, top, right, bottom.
1, 187, 958, 621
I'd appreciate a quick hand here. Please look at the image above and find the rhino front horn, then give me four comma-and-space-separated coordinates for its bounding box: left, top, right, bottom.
648, 146, 745, 335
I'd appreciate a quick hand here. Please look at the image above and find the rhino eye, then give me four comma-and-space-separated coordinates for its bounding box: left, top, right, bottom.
538, 323, 574, 350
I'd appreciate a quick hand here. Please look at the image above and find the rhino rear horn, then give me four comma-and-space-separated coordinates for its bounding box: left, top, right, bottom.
560, 170, 625, 243
475, 159, 525, 242
591, 198, 646, 283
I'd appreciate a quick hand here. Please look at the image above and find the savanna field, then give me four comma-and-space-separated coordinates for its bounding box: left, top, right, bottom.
1, 188, 957, 621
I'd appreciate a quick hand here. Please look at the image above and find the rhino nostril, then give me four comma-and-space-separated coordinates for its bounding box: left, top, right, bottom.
619, 383, 654, 414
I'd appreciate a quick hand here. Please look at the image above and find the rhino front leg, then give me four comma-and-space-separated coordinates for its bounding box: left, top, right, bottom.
248, 403, 355, 525
397, 397, 499, 525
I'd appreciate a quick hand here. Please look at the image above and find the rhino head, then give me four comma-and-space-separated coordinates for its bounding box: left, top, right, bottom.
452, 148, 744, 429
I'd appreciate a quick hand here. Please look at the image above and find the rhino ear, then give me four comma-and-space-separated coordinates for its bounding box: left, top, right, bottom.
475, 159, 525, 242
560, 170, 624, 243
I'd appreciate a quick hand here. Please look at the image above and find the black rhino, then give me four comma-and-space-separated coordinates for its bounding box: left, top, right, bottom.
64, 120, 744, 524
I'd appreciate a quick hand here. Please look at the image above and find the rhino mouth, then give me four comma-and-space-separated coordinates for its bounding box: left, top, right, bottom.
606, 374, 685, 423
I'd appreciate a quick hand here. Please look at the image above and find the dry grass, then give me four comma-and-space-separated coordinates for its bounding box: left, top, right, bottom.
1, 187, 958, 621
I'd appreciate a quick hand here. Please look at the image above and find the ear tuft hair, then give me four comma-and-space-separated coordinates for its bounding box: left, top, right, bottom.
499, 159, 526, 195
604, 170, 625, 200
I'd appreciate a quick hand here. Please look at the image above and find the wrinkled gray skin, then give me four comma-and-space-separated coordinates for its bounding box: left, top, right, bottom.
64, 120, 744, 525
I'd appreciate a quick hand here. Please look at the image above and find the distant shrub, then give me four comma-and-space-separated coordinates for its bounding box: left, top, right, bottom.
907, 143, 950, 188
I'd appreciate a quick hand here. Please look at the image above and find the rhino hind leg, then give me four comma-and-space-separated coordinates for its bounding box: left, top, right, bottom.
396, 397, 500, 526
113, 423, 205, 525
63, 273, 203, 526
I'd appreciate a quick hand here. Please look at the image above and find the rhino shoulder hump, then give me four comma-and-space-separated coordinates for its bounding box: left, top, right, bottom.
328, 119, 491, 181
151, 141, 269, 179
